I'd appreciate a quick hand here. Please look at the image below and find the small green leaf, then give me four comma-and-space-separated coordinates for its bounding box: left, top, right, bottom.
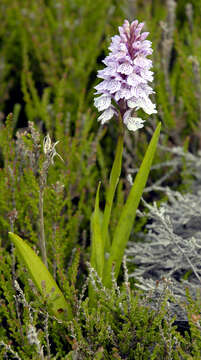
9, 232, 72, 320
103, 123, 161, 287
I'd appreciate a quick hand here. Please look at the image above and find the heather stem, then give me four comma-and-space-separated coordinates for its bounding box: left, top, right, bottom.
38, 134, 62, 269
38, 157, 51, 269
39, 184, 48, 268
38, 155, 52, 269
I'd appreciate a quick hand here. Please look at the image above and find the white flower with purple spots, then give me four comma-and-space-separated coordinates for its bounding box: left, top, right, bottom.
94, 19, 157, 131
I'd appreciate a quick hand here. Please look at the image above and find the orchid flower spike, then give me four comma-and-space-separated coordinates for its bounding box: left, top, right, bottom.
94, 19, 157, 132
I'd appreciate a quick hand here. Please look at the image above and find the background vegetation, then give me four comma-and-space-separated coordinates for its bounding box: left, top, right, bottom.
0, 0, 201, 358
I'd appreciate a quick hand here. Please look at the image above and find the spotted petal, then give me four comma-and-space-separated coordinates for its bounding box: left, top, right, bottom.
123, 109, 145, 131
94, 95, 111, 111
117, 62, 133, 75
128, 96, 157, 115
97, 107, 115, 124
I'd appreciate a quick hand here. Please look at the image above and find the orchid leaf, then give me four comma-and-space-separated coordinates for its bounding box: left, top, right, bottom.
9, 232, 72, 320
103, 123, 161, 287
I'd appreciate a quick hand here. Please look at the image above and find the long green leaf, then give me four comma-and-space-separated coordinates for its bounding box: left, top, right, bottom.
103, 123, 161, 287
102, 133, 124, 251
90, 182, 104, 277
9, 232, 72, 320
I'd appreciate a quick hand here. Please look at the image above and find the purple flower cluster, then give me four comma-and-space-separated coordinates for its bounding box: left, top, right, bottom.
94, 20, 157, 131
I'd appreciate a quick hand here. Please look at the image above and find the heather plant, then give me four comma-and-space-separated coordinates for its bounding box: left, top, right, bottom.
8, 19, 160, 318
126, 146, 201, 315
